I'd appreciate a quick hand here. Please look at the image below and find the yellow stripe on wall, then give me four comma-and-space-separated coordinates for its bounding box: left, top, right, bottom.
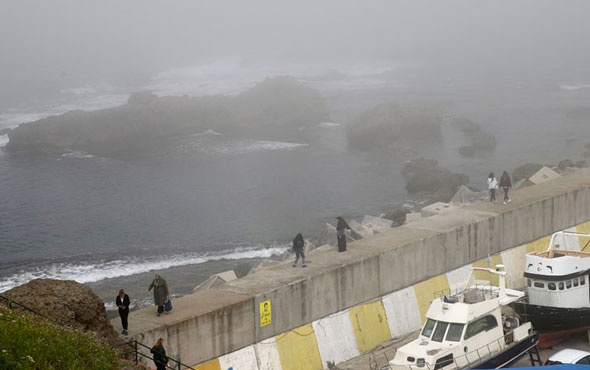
349, 300, 391, 353
524, 235, 552, 254
577, 221, 590, 251
193, 358, 221, 370
276, 324, 323, 370
472, 254, 503, 286
413, 274, 450, 323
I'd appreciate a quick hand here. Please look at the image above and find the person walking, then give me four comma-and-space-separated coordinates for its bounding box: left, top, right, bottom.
292, 233, 306, 267
150, 337, 168, 370
487, 173, 498, 202
336, 217, 352, 252
148, 274, 169, 317
115, 289, 130, 335
499, 170, 512, 204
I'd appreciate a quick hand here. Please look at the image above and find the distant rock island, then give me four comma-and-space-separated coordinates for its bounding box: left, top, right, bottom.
346, 101, 443, 152
5, 76, 330, 157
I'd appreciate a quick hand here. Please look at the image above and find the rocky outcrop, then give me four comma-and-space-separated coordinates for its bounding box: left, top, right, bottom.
3, 279, 119, 343
402, 158, 469, 201
558, 158, 575, 171
346, 102, 442, 151
511, 163, 543, 182
5, 77, 330, 157
575, 160, 588, 168
450, 117, 497, 155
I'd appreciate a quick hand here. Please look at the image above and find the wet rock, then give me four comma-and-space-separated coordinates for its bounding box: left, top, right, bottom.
470, 131, 496, 150
383, 208, 409, 226
450, 118, 481, 134
575, 160, 588, 168
402, 158, 469, 202
511, 163, 543, 182
361, 215, 393, 232
558, 158, 575, 170
3, 279, 119, 343
458, 146, 475, 157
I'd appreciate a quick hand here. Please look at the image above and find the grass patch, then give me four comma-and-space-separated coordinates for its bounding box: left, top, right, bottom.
0, 305, 121, 369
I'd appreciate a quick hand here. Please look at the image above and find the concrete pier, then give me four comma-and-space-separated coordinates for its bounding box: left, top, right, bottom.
114, 169, 590, 369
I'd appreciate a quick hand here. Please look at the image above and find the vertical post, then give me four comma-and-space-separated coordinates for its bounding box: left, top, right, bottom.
134, 341, 138, 364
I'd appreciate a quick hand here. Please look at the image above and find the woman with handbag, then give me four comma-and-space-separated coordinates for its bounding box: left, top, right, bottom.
148, 274, 169, 317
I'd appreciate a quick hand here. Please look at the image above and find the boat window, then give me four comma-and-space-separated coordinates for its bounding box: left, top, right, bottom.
559, 282, 564, 290
581, 276, 586, 285
548, 283, 556, 291
434, 354, 454, 370
566, 280, 572, 289
464, 315, 498, 340
432, 321, 449, 343
574, 278, 579, 287
445, 323, 464, 342
421, 319, 436, 338
534, 282, 545, 288
527, 279, 531, 287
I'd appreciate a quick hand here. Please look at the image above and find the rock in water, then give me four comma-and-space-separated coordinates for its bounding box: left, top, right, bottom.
558, 158, 575, 171
3, 279, 119, 343
402, 158, 469, 201
575, 160, 588, 168
458, 146, 475, 157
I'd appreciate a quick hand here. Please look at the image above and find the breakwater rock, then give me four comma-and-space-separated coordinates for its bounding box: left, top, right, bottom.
5, 76, 330, 157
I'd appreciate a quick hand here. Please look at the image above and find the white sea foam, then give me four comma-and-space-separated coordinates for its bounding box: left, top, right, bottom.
179, 138, 308, 155
61, 151, 94, 159
560, 84, 590, 91
317, 122, 341, 128
0, 244, 287, 293
0, 134, 8, 148
191, 129, 221, 136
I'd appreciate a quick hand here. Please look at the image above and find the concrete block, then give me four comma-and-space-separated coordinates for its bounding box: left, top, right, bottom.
254, 337, 282, 370
349, 300, 391, 353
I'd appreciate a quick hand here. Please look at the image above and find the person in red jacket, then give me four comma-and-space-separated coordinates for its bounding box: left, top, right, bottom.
499, 171, 512, 204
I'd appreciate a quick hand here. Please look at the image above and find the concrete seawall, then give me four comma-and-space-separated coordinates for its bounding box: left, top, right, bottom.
119, 169, 590, 369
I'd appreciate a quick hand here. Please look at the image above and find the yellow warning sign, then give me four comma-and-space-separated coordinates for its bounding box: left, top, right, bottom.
259, 299, 272, 327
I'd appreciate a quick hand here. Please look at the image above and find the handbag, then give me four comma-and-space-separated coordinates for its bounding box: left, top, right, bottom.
164, 298, 173, 312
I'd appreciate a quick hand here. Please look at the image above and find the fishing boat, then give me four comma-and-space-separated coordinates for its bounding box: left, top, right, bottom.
511, 231, 590, 347
389, 265, 539, 370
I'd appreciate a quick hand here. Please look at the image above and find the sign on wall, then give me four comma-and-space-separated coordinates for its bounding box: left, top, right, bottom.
259, 299, 272, 327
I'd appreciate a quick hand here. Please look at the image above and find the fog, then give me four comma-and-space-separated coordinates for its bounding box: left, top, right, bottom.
2, 0, 590, 104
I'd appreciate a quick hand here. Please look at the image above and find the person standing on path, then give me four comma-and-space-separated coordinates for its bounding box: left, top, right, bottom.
115, 289, 130, 335
292, 233, 306, 267
336, 217, 352, 252
499, 171, 512, 204
150, 337, 168, 370
487, 173, 498, 202
148, 274, 169, 317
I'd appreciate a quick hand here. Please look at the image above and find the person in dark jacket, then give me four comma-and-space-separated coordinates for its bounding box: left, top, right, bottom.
292, 233, 306, 267
499, 171, 512, 204
336, 217, 351, 252
116, 289, 130, 335
150, 337, 168, 370
148, 274, 169, 316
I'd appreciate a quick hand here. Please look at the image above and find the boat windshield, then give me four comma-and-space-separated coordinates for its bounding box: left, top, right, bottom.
421, 319, 465, 342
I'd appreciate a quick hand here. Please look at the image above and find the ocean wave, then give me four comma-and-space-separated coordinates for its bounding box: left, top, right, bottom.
560, 84, 590, 91
317, 122, 341, 128
0, 134, 8, 148
178, 139, 308, 155
0, 243, 287, 293
191, 129, 221, 136
61, 151, 94, 159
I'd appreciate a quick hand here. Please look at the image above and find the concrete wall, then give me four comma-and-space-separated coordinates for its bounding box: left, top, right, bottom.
129, 170, 590, 368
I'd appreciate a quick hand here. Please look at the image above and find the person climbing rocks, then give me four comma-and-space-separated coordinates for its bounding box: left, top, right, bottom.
499, 170, 512, 204
292, 233, 306, 267
336, 216, 352, 252
487, 172, 498, 202
148, 274, 169, 316
116, 289, 130, 335
150, 337, 169, 370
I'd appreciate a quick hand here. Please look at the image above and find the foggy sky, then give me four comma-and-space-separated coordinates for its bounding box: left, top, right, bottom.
1, 0, 590, 100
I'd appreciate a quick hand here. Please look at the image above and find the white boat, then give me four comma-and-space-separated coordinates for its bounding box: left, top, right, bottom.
389, 265, 538, 370
512, 231, 590, 339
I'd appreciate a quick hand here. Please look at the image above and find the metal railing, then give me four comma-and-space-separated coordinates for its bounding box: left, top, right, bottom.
113, 339, 196, 370
0, 293, 52, 319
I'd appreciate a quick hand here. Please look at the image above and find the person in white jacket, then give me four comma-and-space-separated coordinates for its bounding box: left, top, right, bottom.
487, 172, 498, 202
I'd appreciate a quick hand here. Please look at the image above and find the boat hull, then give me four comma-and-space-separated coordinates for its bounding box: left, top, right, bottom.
511, 301, 590, 332
469, 333, 539, 369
